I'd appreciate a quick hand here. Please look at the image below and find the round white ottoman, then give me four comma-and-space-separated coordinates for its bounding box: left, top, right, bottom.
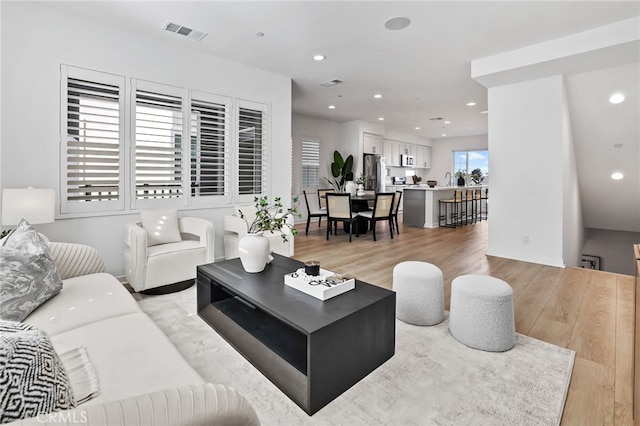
393, 261, 444, 326
449, 274, 515, 352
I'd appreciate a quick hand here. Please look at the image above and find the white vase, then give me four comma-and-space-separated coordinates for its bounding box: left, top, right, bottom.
238, 232, 270, 273
356, 184, 365, 196
345, 181, 357, 195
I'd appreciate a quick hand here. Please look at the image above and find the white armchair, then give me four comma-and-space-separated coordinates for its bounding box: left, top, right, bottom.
125, 217, 214, 293
223, 205, 294, 260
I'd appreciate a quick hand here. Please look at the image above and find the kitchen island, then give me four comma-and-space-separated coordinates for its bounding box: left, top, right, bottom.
403, 186, 487, 228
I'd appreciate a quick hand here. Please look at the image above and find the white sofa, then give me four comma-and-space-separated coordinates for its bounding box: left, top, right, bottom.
223, 205, 294, 260
124, 217, 214, 293
11, 241, 259, 425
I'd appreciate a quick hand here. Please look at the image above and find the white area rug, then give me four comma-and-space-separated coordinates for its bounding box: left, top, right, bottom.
137, 286, 574, 426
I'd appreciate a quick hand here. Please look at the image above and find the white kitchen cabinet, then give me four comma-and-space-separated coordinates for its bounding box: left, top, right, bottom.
415, 145, 432, 169
383, 140, 400, 166
363, 133, 383, 154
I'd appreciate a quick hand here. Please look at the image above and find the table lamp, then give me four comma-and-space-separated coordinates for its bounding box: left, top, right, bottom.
1, 188, 56, 228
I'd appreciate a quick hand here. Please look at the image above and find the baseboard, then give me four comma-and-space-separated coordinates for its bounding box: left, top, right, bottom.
485, 249, 566, 268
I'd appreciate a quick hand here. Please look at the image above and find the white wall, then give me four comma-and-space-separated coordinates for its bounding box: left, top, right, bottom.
291, 114, 342, 218
487, 76, 566, 267
424, 135, 489, 186
582, 228, 640, 275
562, 82, 585, 268
0, 2, 292, 275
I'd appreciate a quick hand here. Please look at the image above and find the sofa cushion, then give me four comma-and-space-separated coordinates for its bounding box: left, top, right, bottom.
0, 321, 75, 423
24, 273, 141, 337
0, 220, 63, 322
140, 209, 182, 247
49, 312, 204, 406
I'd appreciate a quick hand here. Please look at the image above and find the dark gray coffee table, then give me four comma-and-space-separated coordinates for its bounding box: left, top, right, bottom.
197, 254, 395, 415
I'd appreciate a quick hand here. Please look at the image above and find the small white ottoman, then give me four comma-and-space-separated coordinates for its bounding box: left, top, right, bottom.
393, 261, 444, 326
449, 274, 515, 352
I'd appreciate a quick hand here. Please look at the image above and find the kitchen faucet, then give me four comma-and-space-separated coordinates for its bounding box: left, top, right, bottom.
444, 172, 452, 186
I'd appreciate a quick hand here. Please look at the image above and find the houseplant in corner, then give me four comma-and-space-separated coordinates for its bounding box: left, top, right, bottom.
324, 150, 354, 193
238, 195, 300, 273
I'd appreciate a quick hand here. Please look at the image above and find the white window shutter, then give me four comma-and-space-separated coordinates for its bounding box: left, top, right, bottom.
60, 65, 125, 214
189, 91, 232, 207
236, 100, 269, 203
132, 80, 185, 208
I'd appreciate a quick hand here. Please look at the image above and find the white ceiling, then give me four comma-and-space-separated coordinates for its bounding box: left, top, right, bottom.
46, 1, 640, 232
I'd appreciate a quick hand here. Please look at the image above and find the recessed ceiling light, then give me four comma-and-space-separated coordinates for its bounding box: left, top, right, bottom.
378, 117, 384, 121
415, 127, 421, 130
313, 54, 326, 61
384, 17, 411, 30
374, 94, 383, 99
480, 110, 488, 114
442, 134, 447, 137
609, 93, 625, 104
328, 105, 336, 109
611, 172, 624, 180
444, 120, 451, 124
466, 102, 477, 106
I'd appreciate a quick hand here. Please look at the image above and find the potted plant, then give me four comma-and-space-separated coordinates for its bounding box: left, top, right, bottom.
238, 195, 300, 273
455, 170, 467, 187
355, 173, 366, 196
324, 150, 354, 193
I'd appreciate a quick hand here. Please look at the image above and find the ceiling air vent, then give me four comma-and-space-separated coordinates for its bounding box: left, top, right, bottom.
320, 79, 344, 87
163, 21, 208, 42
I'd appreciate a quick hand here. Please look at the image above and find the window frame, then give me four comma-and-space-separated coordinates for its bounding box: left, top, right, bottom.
130, 79, 187, 210
188, 90, 233, 208
452, 149, 489, 185
301, 137, 321, 190
235, 99, 270, 204
59, 65, 271, 217
59, 65, 126, 215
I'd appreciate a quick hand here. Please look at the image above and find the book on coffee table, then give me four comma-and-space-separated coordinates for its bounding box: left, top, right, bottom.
284, 268, 355, 301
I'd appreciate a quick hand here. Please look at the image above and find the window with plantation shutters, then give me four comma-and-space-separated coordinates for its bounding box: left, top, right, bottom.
133, 82, 184, 202
190, 92, 230, 202
301, 139, 320, 189
237, 101, 268, 198
61, 66, 125, 214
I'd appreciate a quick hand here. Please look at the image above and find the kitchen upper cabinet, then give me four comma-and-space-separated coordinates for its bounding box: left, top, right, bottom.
415, 146, 432, 169
398, 143, 415, 156
383, 140, 400, 166
363, 133, 383, 154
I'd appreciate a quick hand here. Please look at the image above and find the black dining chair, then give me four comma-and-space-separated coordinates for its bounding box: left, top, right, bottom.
390, 190, 403, 234
357, 192, 395, 241
302, 190, 328, 235
317, 188, 334, 212
326, 193, 359, 242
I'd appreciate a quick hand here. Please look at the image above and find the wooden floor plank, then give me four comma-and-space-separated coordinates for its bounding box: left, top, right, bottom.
616, 275, 635, 408
292, 216, 635, 425
540, 267, 590, 325
569, 274, 617, 368
561, 357, 614, 426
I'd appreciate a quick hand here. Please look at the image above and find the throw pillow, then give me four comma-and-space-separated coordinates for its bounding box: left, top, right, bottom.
0, 320, 76, 423
140, 209, 182, 247
0, 220, 63, 322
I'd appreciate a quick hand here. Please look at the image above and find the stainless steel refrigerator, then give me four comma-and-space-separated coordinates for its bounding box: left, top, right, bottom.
363, 154, 386, 192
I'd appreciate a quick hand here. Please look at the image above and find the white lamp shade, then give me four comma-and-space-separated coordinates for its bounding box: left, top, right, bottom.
1, 188, 56, 225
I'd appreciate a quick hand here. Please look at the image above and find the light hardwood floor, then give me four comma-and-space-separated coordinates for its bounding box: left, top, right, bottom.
292, 215, 635, 426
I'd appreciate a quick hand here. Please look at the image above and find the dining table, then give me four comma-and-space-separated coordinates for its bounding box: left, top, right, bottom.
322, 193, 375, 235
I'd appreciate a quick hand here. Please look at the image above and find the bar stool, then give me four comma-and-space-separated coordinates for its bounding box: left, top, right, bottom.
473, 188, 483, 222
465, 189, 475, 224
481, 187, 489, 220
439, 190, 464, 228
